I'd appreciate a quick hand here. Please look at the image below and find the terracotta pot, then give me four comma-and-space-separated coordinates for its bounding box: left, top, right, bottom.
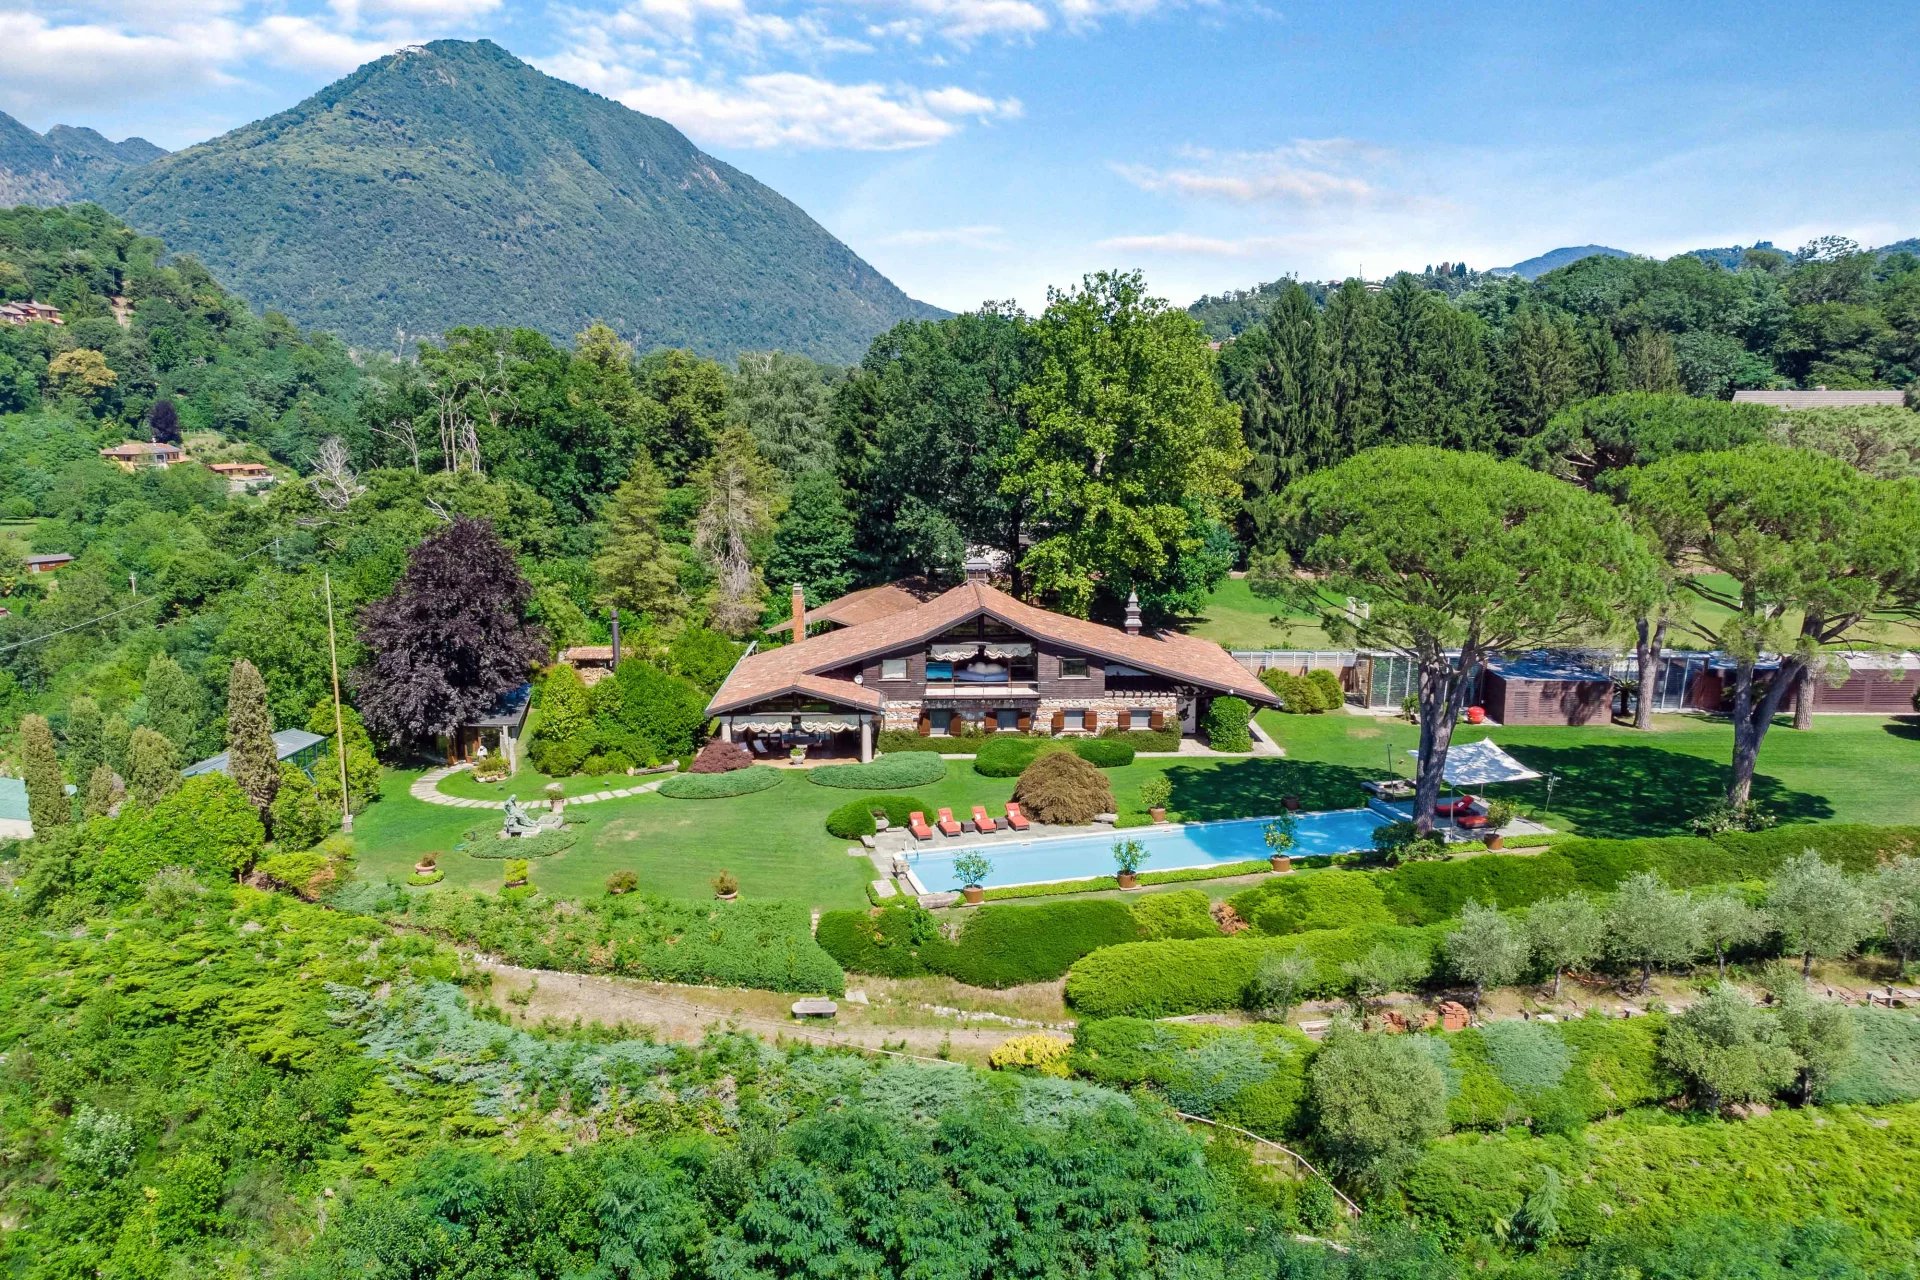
1117, 871, 1140, 890
716, 890, 739, 903
549, 798, 564, 814
1485, 833, 1505, 851
962, 885, 985, 905
505, 877, 528, 889
1149, 806, 1167, 823
414, 861, 438, 875
1269, 854, 1292, 873
1283, 795, 1301, 811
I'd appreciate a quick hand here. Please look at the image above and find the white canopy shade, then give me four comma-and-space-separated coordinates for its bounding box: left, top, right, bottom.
1407, 739, 1542, 786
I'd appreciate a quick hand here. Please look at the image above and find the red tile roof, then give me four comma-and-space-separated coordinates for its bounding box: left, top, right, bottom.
766, 577, 944, 634
711, 581, 1276, 714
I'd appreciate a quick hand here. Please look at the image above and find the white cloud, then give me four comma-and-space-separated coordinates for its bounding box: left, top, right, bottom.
240, 16, 403, 74
1115, 139, 1393, 207
0, 13, 235, 114
878, 223, 1006, 248
606, 71, 1016, 148
1095, 232, 1297, 257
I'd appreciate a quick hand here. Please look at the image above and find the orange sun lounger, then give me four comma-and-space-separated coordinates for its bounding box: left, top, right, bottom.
971, 805, 998, 833
935, 807, 963, 837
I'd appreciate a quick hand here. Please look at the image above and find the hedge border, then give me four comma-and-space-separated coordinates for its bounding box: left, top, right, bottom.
656, 765, 784, 799
979, 857, 1325, 901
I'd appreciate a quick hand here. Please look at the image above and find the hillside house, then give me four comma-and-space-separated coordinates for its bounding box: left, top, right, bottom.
559, 645, 618, 686
446, 683, 532, 771
1732, 388, 1908, 409
710, 564, 1276, 762
0, 301, 62, 326
100, 441, 184, 471
208, 461, 275, 492
22, 553, 74, 574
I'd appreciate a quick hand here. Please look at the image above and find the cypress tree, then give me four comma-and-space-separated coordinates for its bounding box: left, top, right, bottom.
225, 658, 279, 821
19, 713, 68, 832
127, 726, 181, 808
63, 696, 104, 782
591, 453, 682, 627
102, 713, 132, 776
83, 763, 119, 819
143, 653, 204, 756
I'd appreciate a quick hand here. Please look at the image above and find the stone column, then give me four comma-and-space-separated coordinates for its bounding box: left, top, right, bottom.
860, 717, 873, 763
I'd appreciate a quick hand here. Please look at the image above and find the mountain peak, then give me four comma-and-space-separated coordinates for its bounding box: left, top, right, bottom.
96, 40, 936, 359
1493, 245, 1632, 280
0, 114, 167, 204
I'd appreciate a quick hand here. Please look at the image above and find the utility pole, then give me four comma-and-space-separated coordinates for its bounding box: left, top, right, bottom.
324, 571, 353, 834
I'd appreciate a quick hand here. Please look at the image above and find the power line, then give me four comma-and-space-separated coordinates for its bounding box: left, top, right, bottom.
0, 594, 162, 655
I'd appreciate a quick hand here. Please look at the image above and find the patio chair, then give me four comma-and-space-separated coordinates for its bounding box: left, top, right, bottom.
1456, 812, 1489, 831
971, 805, 998, 833
1002, 801, 1031, 831
908, 811, 933, 841
749, 739, 768, 755
1433, 793, 1480, 818
935, 807, 963, 837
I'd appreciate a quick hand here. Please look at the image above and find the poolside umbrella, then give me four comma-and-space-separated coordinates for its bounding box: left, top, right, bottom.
1406, 740, 1541, 824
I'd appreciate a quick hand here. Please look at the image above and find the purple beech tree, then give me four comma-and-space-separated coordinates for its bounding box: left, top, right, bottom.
353, 517, 546, 748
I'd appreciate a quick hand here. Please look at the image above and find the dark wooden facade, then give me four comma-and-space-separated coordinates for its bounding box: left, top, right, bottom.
1482, 670, 1615, 726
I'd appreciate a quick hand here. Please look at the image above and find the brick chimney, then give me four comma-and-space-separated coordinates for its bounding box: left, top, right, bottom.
1124, 590, 1142, 636
790, 583, 807, 638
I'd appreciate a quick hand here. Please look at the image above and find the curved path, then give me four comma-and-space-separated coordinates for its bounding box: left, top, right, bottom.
407, 764, 666, 809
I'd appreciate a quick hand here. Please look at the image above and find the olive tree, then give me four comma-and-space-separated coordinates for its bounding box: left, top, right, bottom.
1525, 893, 1605, 997
1445, 901, 1530, 1005
1606, 872, 1700, 992
1261, 447, 1654, 833
1691, 887, 1772, 979
1307, 1020, 1446, 1192
1660, 983, 1798, 1112
1766, 850, 1875, 979
1872, 856, 1920, 972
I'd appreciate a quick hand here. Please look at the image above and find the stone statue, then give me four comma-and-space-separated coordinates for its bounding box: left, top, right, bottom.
502, 794, 542, 837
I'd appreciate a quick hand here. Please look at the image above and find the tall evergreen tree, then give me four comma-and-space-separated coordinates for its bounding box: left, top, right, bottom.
142, 653, 204, 758
1496, 306, 1586, 450
1218, 282, 1328, 532
83, 763, 118, 819
1577, 317, 1625, 397
731, 351, 839, 477
692, 427, 784, 637
126, 725, 181, 808
19, 714, 68, 833
1378, 274, 1496, 452
765, 470, 858, 607
62, 696, 105, 783
1319, 278, 1386, 454
1623, 328, 1683, 392
225, 658, 280, 822
591, 453, 682, 627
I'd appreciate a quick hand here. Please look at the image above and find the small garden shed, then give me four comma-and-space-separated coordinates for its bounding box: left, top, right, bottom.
1480, 652, 1614, 726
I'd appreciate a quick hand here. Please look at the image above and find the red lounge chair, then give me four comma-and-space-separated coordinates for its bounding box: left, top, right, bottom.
1456, 813, 1489, 831
971, 805, 998, 833
908, 811, 933, 841
935, 807, 963, 837
1434, 794, 1479, 818
1003, 802, 1031, 831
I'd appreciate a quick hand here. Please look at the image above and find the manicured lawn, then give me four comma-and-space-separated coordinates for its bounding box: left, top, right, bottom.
349, 710, 1920, 911
1260, 709, 1920, 835
437, 763, 645, 800
1182, 576, 1335, 650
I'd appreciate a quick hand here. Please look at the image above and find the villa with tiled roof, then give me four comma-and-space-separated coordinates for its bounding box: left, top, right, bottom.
709, 561, 1276, 761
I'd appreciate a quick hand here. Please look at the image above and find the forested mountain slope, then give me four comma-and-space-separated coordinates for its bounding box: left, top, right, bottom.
0, 113, 163, 206
98, 40, 941, 361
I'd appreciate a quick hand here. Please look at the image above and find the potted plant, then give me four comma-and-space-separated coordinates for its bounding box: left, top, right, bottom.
953, 852, 994, 905
1112, 838, 1149, 890
789, 744, 806, 765
544, 782, 565, 815
712, 869, 740, 902
1264, 814, 1297, 872
1138, 775, 1171, 823
414, 850, 441, 876
1482, 798, 1516, 850
605, 869, 638, 895
1282, 794, 1301, 811
503, 858, 529, 889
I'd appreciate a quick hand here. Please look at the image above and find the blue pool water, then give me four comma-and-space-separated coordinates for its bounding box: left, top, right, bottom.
906, 808, 1389, 891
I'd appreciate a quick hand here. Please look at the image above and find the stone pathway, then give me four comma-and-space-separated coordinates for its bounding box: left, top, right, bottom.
407, 763, 667, 809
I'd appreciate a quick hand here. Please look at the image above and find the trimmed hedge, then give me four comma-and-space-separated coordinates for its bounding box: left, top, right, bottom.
816, 899, 1145, 988
1229, 869, 1395, 935
656, 766, 783, 799
873, 730, 947, 753
980, 859, 1281, 901
808, 754, 950, 790
1203, 696, 1253, 752
973, 735, 1137, 777
1130, 888, 1218, 939
1064, 923, 1447, 1018
1100, 726, 1182, 751
824, 794, 931, 840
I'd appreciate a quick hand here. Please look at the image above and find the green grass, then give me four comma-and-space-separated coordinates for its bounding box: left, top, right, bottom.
349, 710, 1920, 911
1181, 576, 1335, 650
1260, 709, 1920, 834
436, 764, 649, 800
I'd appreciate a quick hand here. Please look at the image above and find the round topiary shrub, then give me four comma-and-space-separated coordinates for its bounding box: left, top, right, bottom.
973, 735, 1046, 777
825, 793, 935, 839
1306, 668, 1345, 710
689, 739, 754, 774
988, 1033, 1073, 1077
1203, 696, 1254, 752
1070, 738, 1135, 768
1012, 750, 1114, 825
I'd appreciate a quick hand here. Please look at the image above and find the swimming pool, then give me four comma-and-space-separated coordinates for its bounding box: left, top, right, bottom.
904, 808, 1388, 892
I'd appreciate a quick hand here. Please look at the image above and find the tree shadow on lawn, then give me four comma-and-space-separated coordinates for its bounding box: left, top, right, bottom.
1884, 716, 1920, 744
1162, 757, 1385, 821
1489, 742, 1832, 837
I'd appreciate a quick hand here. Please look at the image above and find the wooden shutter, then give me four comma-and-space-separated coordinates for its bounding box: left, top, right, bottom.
1117, 709, 1132, 731
1083, 708, 1098, 732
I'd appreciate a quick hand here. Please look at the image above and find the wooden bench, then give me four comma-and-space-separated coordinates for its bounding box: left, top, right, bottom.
791, 998, 839, 1019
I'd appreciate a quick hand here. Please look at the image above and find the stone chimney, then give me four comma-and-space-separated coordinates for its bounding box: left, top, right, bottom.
1124, 590, 1142, 636
963, 556, 992, 585
791, 583, 807, 638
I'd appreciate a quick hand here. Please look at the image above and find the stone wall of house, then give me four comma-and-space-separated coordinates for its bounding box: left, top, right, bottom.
880, 690, 1181, 735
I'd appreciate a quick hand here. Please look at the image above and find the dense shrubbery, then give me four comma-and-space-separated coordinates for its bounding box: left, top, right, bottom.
816, 899, 1144, 987
972, 735, 1137, 777
808, 753, 948, 789
1262, 668, 1344, 713
1099, 725, 1182, 751
395, 887, 845, 993
527, 658, 710, 776
1072, 1017, 1316, 1133
1232, 869, 1396, 935
1203, 696, 1253, 751
1130, 889, 1218, 939
1012, 750, 1114, 824
688, 739, 752, 773
824, 793, 929, 839
657, 766, 783, 798
873, 729, 947, 753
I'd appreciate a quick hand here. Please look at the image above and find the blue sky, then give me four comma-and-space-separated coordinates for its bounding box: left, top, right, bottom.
4, 0, 1917, 312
